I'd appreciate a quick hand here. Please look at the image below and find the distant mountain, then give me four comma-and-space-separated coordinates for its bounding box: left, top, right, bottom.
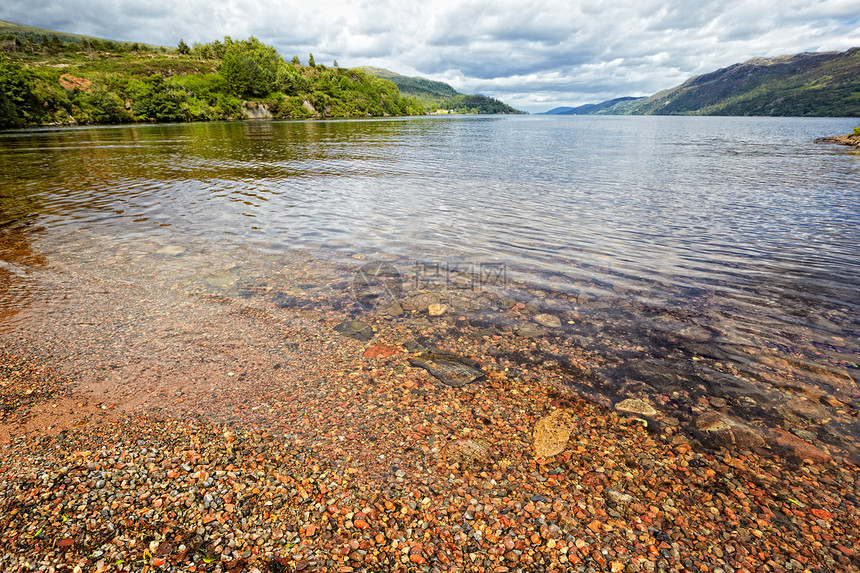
360, 67, 524, 114
543, 48, 860, 117
618, 48, 860, 117
540, 97, 643, 115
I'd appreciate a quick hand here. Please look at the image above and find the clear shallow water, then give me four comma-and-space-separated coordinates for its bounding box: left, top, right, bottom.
1, 115, 858, 452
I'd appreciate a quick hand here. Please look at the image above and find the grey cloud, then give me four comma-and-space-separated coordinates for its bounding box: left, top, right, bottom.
1, 0, 858, 112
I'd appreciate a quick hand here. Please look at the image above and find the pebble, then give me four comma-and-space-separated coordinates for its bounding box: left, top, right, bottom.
155, 245, 187, 256
615, 398, 658, 418
533, 313, 562, 328
428, 303, 447, 316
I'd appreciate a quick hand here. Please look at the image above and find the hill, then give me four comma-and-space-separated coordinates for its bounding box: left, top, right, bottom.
359, 67, 523, 114
542, 48, 860, 117
0, 19, 164, 52
540, 97, 643, 115
0, 26, 425, 128
614, 48, 860, 117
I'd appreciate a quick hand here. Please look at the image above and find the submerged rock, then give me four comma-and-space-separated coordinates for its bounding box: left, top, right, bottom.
441, 438, 491, 465
766, 428, 831, 463
383, 302, 404, 316
205, 268, 240, 289
333, 320, 375, 341
155, 245, 186, 256
694, 411, 764, 449
517, 324, 547, 338
615, 398, 658, 418
533, 409, 576, 458
409, 355, 483, 388
402, 292, 443, 312
428, 303, 447, 316
363, 345, 400, 359
533, 313, 562, 328
605, 489, 634, 505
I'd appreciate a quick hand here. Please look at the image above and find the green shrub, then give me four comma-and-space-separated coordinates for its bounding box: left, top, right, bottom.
0, 55, 42, 127
131, 75, 185, 122
219, 37, 282, 97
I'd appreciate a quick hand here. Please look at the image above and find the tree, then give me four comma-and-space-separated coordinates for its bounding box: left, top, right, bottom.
308, 53, 315, 67
0, 55, 41, 127
177, 39, 190, 55
131, 75, 185, 122
291, 55, 300, 65
47, 34, 63, 54
219, 37, 283, 97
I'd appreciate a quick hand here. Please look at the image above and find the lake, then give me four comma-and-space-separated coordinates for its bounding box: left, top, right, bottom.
1, 115, 858, 457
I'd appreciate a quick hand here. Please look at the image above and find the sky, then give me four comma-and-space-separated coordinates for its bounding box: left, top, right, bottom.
2, 0, 859, 113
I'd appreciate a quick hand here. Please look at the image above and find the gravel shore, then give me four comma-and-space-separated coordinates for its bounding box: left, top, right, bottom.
1, 239, 858, 572
2, 336, 858, 572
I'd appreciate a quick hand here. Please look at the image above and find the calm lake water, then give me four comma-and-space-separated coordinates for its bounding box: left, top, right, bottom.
1, 115, 858, 453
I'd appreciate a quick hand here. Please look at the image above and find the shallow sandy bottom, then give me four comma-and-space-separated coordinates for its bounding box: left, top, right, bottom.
1, 239, 859, 571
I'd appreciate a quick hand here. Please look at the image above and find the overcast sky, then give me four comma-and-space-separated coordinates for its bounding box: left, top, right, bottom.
2, 0, 859, 112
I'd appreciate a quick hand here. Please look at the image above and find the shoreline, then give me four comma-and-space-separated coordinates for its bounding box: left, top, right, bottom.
2, 314, 859, 571
814, 133, 860, 149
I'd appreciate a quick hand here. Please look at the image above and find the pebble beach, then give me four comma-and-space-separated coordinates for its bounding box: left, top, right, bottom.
1, 249, 858, 573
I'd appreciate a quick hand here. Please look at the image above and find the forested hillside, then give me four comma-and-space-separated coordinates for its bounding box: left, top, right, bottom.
0, 26, 423, 128
360, 67, 523, 114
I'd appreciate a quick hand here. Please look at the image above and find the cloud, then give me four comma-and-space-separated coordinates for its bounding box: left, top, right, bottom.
2, 0, 858, 112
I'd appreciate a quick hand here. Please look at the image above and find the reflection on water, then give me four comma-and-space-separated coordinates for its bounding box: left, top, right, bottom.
1, 116, 858, 454
0, 220, 47, 328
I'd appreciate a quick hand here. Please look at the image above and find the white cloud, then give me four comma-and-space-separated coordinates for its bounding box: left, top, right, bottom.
2, 0, 858, 112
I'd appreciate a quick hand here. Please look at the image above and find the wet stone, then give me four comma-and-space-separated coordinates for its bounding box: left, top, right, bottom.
533, 313, 562, 328
428, 303, 447, 316
533, 409, 576, 458
333, 321, 375, 341
792, 428, 818, 442
402, 292, 443, 312
517, 324, 547, 338
441, 438, 491, 465
383, 302, 404, 316
155, 245, 186, 256
786, 397, 830, 422
694, 411, 764, 449
766, 428, 831, 462
615, 398, 658, 418
205, 268, 240, 289
408, 356, 483, 388
271, 292, 301, 308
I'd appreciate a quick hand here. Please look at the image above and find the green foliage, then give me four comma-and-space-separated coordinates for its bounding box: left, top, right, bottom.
219, 37, 282, 97
307, 53, 315, 68
853, 126, 860, 136
74, 86, 132, 124
0, 54, 42, 127
0, 32, 436, 127
130, 75, 185, 122
177, 39, 190, 55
